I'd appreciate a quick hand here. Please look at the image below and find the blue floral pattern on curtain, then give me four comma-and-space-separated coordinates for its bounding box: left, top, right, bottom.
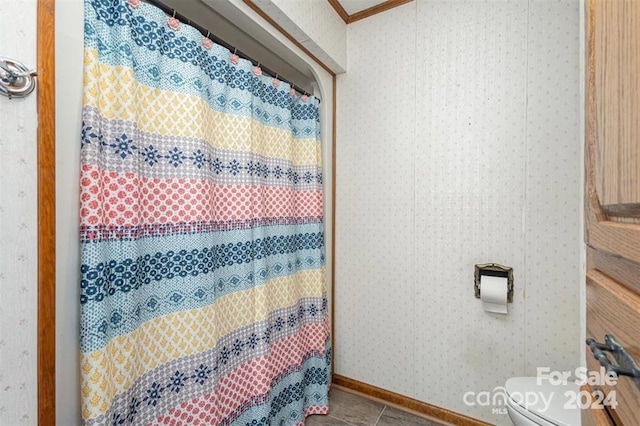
79, 1, 331, 424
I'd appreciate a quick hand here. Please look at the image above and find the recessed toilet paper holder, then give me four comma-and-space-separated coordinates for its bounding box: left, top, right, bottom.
474, 263, 514, 303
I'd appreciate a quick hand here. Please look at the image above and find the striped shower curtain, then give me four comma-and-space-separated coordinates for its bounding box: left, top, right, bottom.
79, 1, 330, 424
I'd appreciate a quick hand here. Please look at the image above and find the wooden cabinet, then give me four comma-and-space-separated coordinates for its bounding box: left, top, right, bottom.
585, 0, 640, 424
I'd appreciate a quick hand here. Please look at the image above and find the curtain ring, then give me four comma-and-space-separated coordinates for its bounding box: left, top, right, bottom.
230, 48, 239, 64
252, 63, 262, 76
203, 31, 213, 49
168, 10, 180, 30
273, 73, 280, 88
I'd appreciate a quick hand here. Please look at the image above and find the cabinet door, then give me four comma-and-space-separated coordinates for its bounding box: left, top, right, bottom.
585, 0, 640, 424
592, 0, 640, 217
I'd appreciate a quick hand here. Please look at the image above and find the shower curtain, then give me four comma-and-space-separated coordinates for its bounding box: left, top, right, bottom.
79, 1, 330, 425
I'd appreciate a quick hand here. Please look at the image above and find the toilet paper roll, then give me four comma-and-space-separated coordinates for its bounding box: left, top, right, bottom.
480, 275, 508, 314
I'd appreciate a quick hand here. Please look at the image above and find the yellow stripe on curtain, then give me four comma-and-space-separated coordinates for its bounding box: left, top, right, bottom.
80, 268, 325, 419
83, 49, 322, 166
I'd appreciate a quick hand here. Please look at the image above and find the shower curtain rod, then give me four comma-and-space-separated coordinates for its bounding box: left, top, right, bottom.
143, 0, 315, 99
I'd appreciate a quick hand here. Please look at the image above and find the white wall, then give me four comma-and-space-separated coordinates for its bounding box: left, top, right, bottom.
54, 0, 334, 424
251, 0, 347, 72
55, 1, 84, 424
335, 1, 582, 424
0, 0, 38, 424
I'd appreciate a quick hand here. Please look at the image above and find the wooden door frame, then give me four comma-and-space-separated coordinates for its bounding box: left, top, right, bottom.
37, 0, 56, 424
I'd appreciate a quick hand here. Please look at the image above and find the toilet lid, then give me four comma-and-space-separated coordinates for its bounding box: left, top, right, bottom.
505, 377, 581, 426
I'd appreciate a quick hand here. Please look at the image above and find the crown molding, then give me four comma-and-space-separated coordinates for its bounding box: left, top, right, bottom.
328, 0, 349, 23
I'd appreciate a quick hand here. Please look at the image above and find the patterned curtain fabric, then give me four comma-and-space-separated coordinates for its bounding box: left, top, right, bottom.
79, 1, 330, 424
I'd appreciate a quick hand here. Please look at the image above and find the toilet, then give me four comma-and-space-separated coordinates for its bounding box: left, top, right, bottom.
505, 377, 581, 426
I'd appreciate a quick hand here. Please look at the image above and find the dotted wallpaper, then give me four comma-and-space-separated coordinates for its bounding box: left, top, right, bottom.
336, 1, 581, 424
305, 0, 348, 68
523, 0, 582, 377
0, 0, 39, 424
336, 3, 418, 396
413, 2, 529, 422
253, 0, 347, 72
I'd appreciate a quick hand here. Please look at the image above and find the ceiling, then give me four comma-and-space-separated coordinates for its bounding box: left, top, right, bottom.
337, 0, 387, 15
329, 0, 413, 24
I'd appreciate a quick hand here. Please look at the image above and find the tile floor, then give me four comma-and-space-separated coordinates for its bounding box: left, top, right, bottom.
306, 388, 446, 426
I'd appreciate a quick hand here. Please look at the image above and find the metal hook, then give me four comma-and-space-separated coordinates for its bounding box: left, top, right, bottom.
0, 56, 37, 99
